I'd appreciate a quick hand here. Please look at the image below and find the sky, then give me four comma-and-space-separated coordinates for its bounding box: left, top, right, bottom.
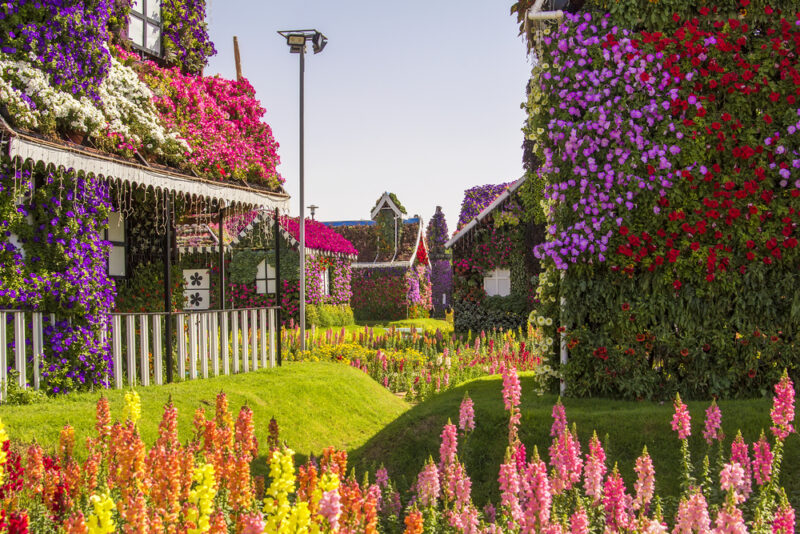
206, 0, 532, 234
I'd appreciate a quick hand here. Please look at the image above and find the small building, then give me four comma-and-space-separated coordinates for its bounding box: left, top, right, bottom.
445, 177, 545, 331
325, 192, 432, 321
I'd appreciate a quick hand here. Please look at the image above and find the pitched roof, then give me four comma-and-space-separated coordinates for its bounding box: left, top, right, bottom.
325, 218, 426, 268
446, 176, 526, 249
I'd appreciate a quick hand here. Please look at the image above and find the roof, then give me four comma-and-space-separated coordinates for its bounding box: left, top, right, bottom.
2, 116, 290, 211
370, 192, 405, 219
326, 218, 427, 268
446, 176, 527, 249
176, 210, 358, 258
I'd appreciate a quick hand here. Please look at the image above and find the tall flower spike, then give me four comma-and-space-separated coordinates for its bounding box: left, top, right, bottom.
459, 393, 475, 433
752, 431, 772, 486
584, 432, 607, 502
671, 393, 691, 440
633, 446, 655, 512
551, 398, 567, 437
703, 399, 722, 445
771, 370, 795, 440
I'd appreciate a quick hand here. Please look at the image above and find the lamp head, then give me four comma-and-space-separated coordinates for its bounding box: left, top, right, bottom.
312, 32, 327, 54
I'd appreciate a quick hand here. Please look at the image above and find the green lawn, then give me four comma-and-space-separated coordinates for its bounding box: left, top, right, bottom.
0, 362, 409, 475
349, 373, 800, 509
357, 318, 452, 333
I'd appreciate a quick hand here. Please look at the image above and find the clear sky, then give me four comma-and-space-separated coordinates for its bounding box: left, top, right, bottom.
206, 0, 532, 234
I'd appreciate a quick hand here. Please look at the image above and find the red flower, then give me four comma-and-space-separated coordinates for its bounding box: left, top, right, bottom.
673, 279, 682, 290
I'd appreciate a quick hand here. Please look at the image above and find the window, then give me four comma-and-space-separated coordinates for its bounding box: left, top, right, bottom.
322, 267, 331, 296
106, 212, 127, 278
483, 269, 511, 297
128, 0, 162, 56
256, 259, 276, 294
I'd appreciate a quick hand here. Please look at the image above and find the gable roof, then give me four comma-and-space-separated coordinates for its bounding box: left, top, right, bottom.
176, 210, 357, 258
446, 176, 526, 249
370, 192, 405, 220
324, 217, 428, 268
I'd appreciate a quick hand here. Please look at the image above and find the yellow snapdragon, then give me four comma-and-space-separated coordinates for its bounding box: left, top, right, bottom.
122, 390, 141, 426
187, 463, 217, 534
87, 491, 116, 534
263, 448, 314, 533
0, 418, 9, 485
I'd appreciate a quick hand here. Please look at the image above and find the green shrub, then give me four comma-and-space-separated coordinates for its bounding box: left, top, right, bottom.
453, 299, 527, 333
306, 304, 355, 327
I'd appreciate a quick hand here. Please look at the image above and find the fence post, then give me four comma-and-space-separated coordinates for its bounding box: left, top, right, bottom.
14, 312, 25, 389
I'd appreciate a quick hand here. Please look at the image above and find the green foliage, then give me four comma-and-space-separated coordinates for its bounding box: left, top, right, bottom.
229, 250, 266, 284
453, 299, 527, 333
2, 371, 47, 405
115, 261, 185, 312
306, 304, 355, 328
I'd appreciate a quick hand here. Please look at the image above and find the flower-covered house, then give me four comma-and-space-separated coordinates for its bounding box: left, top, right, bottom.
445, 177, 545, 332
0, 0, 290, 392
325, 192, 432, 321
174, 211, 358, 325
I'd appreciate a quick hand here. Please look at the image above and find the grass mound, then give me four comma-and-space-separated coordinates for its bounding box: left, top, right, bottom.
0, 362, 409, 474
350, 373, 800, 507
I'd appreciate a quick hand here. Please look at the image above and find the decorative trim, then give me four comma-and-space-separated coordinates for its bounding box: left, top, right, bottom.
445, 176, 526, 249
370, 192, 404, 220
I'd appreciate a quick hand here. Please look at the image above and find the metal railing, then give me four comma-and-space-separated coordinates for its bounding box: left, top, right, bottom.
0, 307, 280, 402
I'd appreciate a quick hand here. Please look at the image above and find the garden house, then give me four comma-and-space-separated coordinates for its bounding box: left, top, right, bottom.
325, 192, 433, 320
174, 211, 358, 325
0, 0, 290, 394
445, 177, 545, 332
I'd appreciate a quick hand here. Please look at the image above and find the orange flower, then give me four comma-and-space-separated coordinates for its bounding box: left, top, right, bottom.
403, 509, 424, 534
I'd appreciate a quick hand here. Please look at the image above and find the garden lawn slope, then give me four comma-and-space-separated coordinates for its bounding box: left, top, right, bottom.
350, 374, 800, 508
0, 362, 408, 474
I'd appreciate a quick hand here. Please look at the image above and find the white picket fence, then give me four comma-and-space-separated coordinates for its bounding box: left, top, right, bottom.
0, 307, 279, 402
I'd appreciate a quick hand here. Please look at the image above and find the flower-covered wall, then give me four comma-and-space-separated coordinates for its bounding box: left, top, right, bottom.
517, 0, 800, 399
426, 206, 452, 316
0, 160, 114, 393
350, 265, 432, 321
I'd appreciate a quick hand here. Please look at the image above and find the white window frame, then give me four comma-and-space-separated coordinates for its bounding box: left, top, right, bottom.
106, 211, 127, 279
256, 259, 277, 295
128, 0, 163, 57
483, 268, 511, 297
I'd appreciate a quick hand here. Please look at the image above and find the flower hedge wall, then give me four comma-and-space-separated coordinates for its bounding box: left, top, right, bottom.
522, 1, 800, 399
426, 206, 452, 316
350, 265, 432, 321
0, 160, 114, 393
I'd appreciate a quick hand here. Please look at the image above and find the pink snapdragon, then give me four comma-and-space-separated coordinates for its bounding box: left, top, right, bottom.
570, 506, 589, 534
730, 432, 753, 499
633, 447, 655, 512
703, 400, 723, 445
772, 504, 796, 534
417, 458, 440, 507
502, 366, 522, 442
584, 432, 607, 502
771, 370, 795, 440
549, 428, 583, 494
551, 399, 567, 437
674, 492, 711, 534
720, 462, 747, 504
439, 421, 458, 472
713, 505, 747, 534
498, 455, 522, 525
318, 488, 342, 530
521, 455, 552, 531
603, 466, 631, 532
459, 394, 475, 433
753, 433, 773, 486
375, 466, 389, 488
672, 393, 691, 440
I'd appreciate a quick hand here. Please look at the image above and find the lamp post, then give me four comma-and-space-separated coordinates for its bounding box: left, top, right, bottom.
278, 29, 327, 352
308, 205, 319, 220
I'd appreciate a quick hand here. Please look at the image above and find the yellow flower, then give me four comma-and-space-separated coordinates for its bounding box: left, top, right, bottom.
87, 491, 116, 534
187, 463, 217, 534
0, 418, 9, 485
122, 390, 141, 426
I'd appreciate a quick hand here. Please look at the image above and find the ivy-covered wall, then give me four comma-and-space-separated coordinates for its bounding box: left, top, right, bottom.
520, 1, 800, 399
0, 159, 114, 393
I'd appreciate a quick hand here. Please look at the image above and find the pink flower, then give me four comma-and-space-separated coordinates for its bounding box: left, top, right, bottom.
730, 432, 753, 499
459, 394, 475, 433
603, 467, 631, 532
712, 505, 747, 534
633, 447, 655, 511
672, 393, 692, 440
753, 433, 773, 486
318, 488, 342, 530
674, 491, 711, 534
771, 370, 795, 440
549, 428, 583, 494
703, 400, 723, 445
498, 454, 522, 525
551, 400, 567, 437
521, 455, 552, 531
720, 462, 747, 504
772, 504, 795, 534
570, 506, 589, 534
439, 421, 458, 472
376, 466, 389, 488
502, 366, 521, 412
239, 513, 266, 534
584, 432, 607, 503
417, 458, 441, 507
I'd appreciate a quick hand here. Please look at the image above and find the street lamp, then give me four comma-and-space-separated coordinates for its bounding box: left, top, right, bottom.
308, 205, 319, 220
278, 29, 327, 352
